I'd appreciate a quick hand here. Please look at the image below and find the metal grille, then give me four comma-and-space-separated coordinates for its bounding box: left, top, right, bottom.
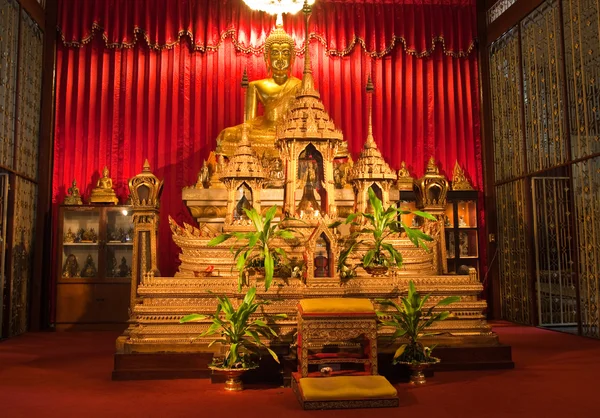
0, 173, 8, 336
15, 10, 43, 180
521, 0, 568, 174
496, 180, 532, 324
563, 0, 600, 159
488, 0, 517, 24
572, 157, 600, 337
490, 28, 526, 182
532, 177, 577, 326
0, 0, 19, 169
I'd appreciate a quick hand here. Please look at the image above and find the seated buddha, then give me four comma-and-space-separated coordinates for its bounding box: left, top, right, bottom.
89, 166, 119, 204
216, 24, 302, 159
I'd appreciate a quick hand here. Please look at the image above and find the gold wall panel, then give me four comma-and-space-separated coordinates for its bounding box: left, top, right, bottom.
0, 0, 19, 169
572, 156, 600, 337
9, 177, 37, 336
490, 28, 526, 182
532, 177, 577, 326
15, 10, 43, 180
496, 180, 532, 324
521, 0, 568, 174
563, 0, 600, 159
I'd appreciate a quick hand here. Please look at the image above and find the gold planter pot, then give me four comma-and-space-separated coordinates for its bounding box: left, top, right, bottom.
398, 357, 440, 385
209, 366, 257, 391
363, 265, 389, 276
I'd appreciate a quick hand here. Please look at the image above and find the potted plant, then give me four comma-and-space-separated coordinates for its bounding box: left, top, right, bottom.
335, 187, 437, 277
180, 287, 287, 391
376, 280, 460, 385
208, 206, 296, 292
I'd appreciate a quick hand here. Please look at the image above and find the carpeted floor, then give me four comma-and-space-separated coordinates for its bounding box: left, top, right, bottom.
0, 322, 597, 418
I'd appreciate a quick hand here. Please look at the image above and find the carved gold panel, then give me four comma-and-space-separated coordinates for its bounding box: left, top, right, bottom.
0, 0, 19, 169
532, 177, 577, 326
521, 0, 568, 174
490, 28, 525, 182
9, 177, 37, 336
563, 0, 600, 160
496, 180, 532, 324
572, 156, 600, 337
15, 10, 43, 180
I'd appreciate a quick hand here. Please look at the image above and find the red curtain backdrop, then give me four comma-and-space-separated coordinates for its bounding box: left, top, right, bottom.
53, 0, 483, 296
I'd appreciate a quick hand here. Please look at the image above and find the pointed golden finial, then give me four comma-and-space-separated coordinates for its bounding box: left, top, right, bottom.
143, 159, 151, 172
240, 69, 251, 147
300, 0, 318, 96
365, 74, 375, 148
451, 160, 474, 190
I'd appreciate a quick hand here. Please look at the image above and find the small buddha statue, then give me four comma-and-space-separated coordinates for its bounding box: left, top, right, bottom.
64, 228, 75, 243
64, 179, 83, 205
196, 160, 210, 189
118, 257, 131, 277
215, 24, 302, 159
297, 164, 322, 216
80, 255, 97, 278
108, 254, 118, 277
89, 166, 119, 204
62, 254, 79, 278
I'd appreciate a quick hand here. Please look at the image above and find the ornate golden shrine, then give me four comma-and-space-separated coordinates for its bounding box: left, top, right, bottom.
114, 15, 507, 378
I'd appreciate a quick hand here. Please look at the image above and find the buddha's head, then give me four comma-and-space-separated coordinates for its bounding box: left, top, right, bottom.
264, 25, 295, 84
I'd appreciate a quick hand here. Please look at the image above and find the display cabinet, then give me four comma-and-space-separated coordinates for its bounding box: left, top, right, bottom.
398, 190, 480, 275
55, 205, 133, 330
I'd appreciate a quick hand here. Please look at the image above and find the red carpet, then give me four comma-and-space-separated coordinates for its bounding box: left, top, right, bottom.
0, 322, 597, 418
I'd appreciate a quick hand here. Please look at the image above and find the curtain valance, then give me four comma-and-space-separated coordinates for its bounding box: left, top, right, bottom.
57, 0, 477, 58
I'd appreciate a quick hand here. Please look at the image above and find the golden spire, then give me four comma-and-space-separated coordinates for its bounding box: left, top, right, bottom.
365, 74, 375, 148
240, 68, 251, 147
143, 158, 151, 172
299, 0, 319, 98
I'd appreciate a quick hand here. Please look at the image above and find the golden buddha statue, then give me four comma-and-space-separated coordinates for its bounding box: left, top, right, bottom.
90, 166, 119, 204
64, 179, 83, 205
215, 24, 302, 159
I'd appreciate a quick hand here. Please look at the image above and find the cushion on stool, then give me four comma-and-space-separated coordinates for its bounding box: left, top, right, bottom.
299, 298, 374, 315
298, 375, 397, 401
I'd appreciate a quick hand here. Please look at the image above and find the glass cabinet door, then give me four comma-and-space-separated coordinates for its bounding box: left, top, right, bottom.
105, 207, 134, 279
61, 209, 101, 279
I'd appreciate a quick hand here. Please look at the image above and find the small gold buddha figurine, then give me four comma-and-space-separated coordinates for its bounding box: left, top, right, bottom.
64, 228, 75, 243
89, 166, 119, 204
81, 228, 98, 243
80, 254, 97, 278
196, 160, 210, 189
396, 161, 414, 191
63, 179, 83, 205
297, 164, 322, 217
62, 254, 79, 278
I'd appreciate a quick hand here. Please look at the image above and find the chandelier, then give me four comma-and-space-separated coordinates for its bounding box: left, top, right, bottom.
243, 0, 316, 17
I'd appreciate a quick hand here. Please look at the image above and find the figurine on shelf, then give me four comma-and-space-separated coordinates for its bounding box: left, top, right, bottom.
63, 179, 83, 205
81, 228, 98, 243
197, 160, 210, 189
125, 227, 134, 242
444, 215, 452, 228
118, 257, 131, 277
63, 228, 76, 243
459, 215, 467, 227
80, 255, 97, 278
459, 232, 469, 257
62, 254, 79, 278
108, 254, 118, 277
89, 166, 119, 204
411, 216, 419, 228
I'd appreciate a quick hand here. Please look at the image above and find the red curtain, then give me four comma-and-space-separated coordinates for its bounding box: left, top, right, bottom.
53, 0, 483, 290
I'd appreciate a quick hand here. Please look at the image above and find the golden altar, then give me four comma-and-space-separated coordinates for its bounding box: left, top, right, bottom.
113, 19, 512, 381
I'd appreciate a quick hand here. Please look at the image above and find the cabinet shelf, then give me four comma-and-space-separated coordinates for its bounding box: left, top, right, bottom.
56, 204, 134, 329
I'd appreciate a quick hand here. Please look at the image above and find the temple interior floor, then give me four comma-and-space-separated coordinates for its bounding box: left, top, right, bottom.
1, 321, 597, 418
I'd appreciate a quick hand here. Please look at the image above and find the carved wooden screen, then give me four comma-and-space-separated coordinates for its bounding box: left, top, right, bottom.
0, 0, 19, 170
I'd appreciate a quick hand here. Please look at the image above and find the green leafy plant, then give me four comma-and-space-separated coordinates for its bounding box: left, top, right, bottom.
334, 187, 436, 275
180, 287, 286, 369
376, 280, 460, 364
208, 206, 296, 292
